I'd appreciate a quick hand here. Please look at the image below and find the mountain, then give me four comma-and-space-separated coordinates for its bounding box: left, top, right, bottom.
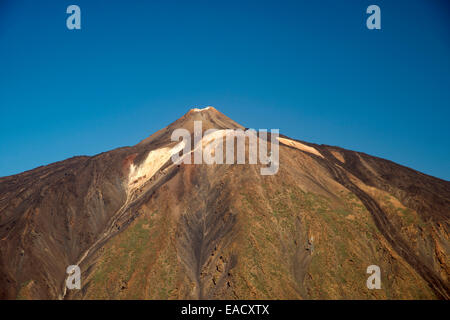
0, 107, 448, 300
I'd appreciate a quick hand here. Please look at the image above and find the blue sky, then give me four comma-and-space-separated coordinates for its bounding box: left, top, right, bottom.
0, 0, 449, 180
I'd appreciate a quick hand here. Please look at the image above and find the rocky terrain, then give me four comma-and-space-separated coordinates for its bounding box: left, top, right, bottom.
0, 107, 448, 299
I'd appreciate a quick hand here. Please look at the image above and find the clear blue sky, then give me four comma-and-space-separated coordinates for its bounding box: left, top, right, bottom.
1, 0, 449, 180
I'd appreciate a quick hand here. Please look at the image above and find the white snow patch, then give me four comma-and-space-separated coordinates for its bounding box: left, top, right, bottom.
191, 106, 213, 112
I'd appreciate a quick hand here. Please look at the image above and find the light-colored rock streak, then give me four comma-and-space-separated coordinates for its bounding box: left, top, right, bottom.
277, 137, 323, 158
128, 142, 185, 191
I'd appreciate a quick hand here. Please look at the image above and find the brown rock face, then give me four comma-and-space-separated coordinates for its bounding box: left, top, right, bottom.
0, 107, 448, 300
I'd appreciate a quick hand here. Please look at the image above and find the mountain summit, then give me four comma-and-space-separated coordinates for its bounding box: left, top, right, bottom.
0, 108, 448, 300
137, 106, 243, 147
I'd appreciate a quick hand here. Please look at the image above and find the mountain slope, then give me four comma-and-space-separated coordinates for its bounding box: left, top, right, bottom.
0, 107, 448, 300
